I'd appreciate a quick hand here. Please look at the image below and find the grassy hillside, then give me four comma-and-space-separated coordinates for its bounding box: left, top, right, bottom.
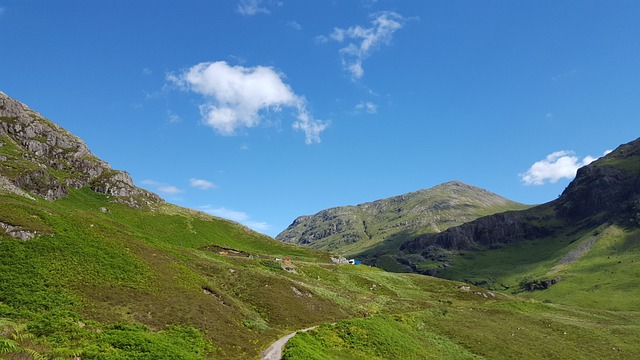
277, 181, 530, 259
0, 188, 334, 359
429, 224, 640, 311
3, 188, 640, 359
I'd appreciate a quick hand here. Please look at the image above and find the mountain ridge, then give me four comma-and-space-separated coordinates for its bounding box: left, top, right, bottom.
401, 137, 640, 255
276, 180, 530, 256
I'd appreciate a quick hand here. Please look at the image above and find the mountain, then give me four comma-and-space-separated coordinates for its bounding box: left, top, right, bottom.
402, 137, 640, 256
276, 181, 529, 258
2, 91, 640, 359
399, 137, 640, 309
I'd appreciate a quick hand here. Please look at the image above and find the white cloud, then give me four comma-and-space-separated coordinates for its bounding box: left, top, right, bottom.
322, 11, 407, 80
520, 150, 611, 186
190, 178, 217, 190
237, 0, 269, 15
287, 20, 302, 31
141, 179, 183, 194
142, 67, 152, 76
168, 61, 328, 144
200, 205, 271, 232
158, 185, 182, 194
355, 101, 378, 114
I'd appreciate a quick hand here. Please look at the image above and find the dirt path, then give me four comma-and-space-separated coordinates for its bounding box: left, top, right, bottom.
260, 327, 316, 360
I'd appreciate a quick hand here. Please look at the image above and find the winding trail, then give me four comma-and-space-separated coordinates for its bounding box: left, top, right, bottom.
260, 327, 317, 360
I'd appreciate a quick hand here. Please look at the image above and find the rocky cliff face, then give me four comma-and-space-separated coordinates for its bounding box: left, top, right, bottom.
401, 137, 640, 257
276, 181, 529, 255
0, 91, 161, 207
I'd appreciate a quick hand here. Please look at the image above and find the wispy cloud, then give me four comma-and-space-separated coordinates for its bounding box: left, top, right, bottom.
141, 179, 183, 194
319, 11, 408, 80
237, 0, 269, 16
355, 101, 378, 114
190, 178, 217, 190
200, 205, 271, 232
167, 61, 329, 144
519, 149, 612, 185
287, 20, 302, 31
167, 110, 182, 124
552, 69, 578, 82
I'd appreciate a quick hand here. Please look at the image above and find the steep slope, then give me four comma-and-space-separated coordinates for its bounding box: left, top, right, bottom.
0, 91, 160, 207
276, 181, 529, 257
402, 137, 640, 255
399, 137, 640, 310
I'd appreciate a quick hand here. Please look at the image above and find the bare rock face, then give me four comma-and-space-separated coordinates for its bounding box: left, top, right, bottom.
91, 170, 162, 208
0, 91, 162, 206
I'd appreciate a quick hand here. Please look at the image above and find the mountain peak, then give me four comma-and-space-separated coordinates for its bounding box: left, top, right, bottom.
276, 182, 528, 256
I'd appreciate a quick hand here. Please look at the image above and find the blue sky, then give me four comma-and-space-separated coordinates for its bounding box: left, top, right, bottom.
1, 1, 639, 236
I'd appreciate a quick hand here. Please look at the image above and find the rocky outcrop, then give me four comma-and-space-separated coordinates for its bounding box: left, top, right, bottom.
91, 170, 162, 208
0, 221, 38, 240
555, 138, 640, 224
0, 174, 35, 199
277, 181, 529, 254
0, 91, 162, 206
401, 205, 559, 254
401, 137, 640, 255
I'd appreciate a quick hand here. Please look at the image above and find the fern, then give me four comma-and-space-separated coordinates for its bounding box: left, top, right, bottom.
0, 338, 19, 353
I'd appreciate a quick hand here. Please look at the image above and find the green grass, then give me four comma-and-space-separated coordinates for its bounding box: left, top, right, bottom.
285, 301, 640, 359
2, 186, 640, 359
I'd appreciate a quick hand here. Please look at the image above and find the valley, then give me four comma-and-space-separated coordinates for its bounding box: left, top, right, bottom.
1, 91, 640, 359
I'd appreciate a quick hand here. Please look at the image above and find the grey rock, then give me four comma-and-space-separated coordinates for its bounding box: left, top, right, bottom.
0, 91, 162, 207
0, 221, 37, 240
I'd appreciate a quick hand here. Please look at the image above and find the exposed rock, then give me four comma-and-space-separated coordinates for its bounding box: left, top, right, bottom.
0, 221, 38, 240
14, 169, 68, 200
0, 91, 162, 207
91, 170, 162, 209
0, 174, 35, 200
401, 205, 558, 254
519, 277, 562, 292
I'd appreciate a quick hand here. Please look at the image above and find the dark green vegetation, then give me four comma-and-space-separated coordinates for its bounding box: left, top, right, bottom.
276, 181, 529, 266
2, 92, 640, 359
